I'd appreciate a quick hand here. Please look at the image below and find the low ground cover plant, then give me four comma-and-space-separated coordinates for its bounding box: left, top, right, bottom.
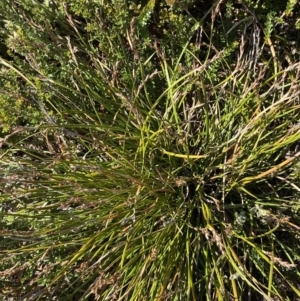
1, 0, 300, 300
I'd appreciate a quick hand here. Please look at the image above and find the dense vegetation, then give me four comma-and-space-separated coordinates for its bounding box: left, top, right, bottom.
1, 0, 300, 300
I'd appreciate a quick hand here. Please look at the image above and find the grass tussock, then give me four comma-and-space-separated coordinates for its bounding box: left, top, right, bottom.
0, 1, 300, 300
